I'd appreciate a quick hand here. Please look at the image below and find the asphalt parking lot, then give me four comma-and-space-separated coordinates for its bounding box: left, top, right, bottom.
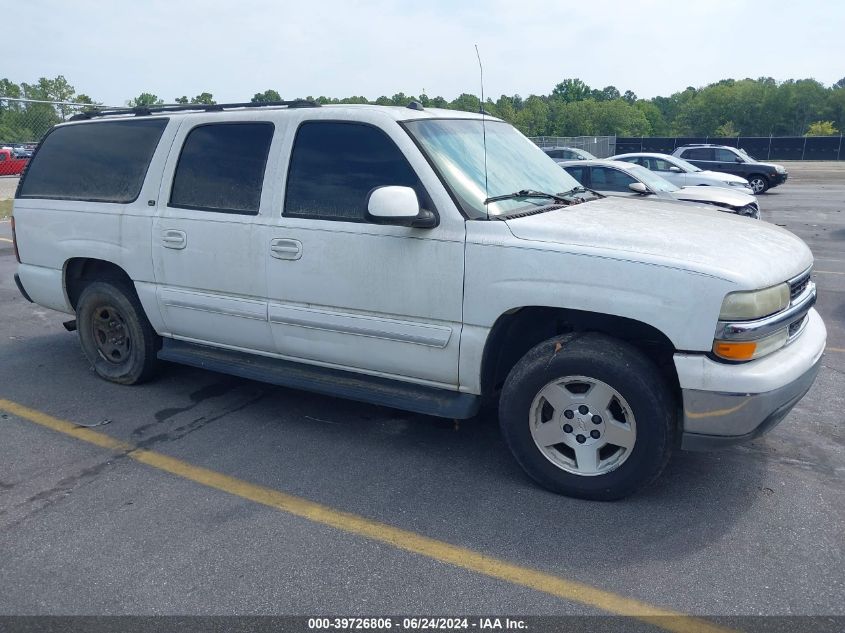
0, 164, 843, 630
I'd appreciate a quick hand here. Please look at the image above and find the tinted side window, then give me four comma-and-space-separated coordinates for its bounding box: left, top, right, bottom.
17, 119, 168, 202
683, 148, 713, 160
170, 122, 274, 215
714, 148, 739, 162
545, 149, 565, 159
563, 166, 587, 184
590, 167, 636, 192
285, 121, 424, 222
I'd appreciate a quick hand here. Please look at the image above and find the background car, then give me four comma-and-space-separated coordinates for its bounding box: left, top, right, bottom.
542, 146, 596, 160
609, 152, 752, 192
671, 144, 787, 194
558, 159, 760, 218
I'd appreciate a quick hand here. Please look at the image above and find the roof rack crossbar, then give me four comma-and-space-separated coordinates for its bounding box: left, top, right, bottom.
69, 99, 320, 121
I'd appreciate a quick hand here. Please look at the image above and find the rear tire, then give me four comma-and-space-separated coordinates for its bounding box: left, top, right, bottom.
748, 174, 769, 194
499, 333, 674, 500
76, 281, 161, 385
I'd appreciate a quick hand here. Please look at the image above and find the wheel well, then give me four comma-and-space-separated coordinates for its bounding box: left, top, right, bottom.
748, 173, 768, 183
480, 307, 680, 403
64, 258, 135, 310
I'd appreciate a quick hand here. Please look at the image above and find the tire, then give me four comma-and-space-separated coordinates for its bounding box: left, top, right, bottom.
499, 333, 674, 501
748, 174, 769, 194
76, 280, 161, 385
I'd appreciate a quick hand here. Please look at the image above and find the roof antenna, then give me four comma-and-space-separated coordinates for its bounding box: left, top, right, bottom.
475, 44, 489, 213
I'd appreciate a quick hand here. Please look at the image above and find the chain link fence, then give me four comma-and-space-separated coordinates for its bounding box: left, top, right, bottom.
530, 136, 617, 158
1, 97, 108, 175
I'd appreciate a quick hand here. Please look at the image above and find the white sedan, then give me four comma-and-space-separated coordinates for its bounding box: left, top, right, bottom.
609, 152, 753, 193
558, 159, 760, 219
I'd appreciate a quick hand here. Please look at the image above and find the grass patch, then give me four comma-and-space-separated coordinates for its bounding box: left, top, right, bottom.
0, 199, 12, 219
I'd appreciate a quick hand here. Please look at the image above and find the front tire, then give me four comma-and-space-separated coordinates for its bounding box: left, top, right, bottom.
748, 174, 769, 194
76, 281, 161, 385
499, 333, 674, 500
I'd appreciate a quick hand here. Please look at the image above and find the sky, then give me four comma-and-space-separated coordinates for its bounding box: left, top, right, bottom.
6, 0, 845, 106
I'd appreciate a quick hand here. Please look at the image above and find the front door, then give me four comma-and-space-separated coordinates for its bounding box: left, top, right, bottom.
152, 119, 276, 352
264, 120, 465, 387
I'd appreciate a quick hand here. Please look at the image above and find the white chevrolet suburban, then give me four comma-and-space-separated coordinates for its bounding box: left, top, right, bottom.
11, 100, 826, 500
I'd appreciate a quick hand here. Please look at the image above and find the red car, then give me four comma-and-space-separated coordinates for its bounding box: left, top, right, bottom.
0, 148, 29, 176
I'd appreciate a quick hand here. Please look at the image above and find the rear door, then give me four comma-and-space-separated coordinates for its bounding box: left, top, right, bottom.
712, 147, 743, 175
151, 117, 276, 352
680, 147, 716, 172
263, 116, 465, 387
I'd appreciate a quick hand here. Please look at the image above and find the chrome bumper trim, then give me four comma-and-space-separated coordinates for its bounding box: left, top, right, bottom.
680, 356, 822, 448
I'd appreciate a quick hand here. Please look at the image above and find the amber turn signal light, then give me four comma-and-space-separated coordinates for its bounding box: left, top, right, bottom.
713, 340, 757, 361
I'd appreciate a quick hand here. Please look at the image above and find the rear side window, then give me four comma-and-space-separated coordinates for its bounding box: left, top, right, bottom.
590, 166, 637, 192
563, 166, 587, 184
284, 121, 424, 222
170, 122, 274, 215
683, 148, 713, 160
17, 119, 168, 202
714, 148, 739, 162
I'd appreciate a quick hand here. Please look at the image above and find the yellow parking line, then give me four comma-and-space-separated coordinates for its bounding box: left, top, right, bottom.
0, 237, 12, 243
814, 270, 845, 275
828, 347, 845, 353
0, 397, 735, 633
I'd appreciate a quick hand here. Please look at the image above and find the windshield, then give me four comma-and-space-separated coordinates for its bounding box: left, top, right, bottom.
737, 148, 757, 162
625, 163, 679, 192
668, 155, 701, 173
404, 119, 582, 219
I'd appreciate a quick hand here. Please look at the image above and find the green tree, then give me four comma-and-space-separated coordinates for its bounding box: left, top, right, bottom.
128, 93, 164, 107
251, 89, 281, 103
715, 121, 740, 137
552, 78, 591, 103
805, 120, 839, 136
190, 92, 216, 105
449, 93, 481, 113
591, 86, 620, 101
174, 95, 189, 104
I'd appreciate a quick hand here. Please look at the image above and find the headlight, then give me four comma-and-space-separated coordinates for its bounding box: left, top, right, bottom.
713, 327, 789, 361
738, 203, 760, 219
719, 283, 790, 320
775, 165, 786, 174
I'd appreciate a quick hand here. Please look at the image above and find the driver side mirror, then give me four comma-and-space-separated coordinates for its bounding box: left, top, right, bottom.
735, 157, 743, 163
669, 166, 682, 173
628, 182, 651, 194
366, 186, 437, 228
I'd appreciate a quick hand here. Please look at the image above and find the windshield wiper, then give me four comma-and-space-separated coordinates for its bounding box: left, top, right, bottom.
557, 186, 605, 199
484, 189, 568, 205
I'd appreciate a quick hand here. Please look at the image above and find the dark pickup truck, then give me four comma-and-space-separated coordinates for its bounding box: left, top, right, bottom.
672, 144, 787, 194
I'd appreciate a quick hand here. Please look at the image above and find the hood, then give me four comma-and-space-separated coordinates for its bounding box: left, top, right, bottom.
672, 185, 757, 208
698, 170, 749, 184
504, 197, 811, 288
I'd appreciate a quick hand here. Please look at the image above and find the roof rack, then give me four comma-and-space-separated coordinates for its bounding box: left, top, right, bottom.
69, 99, 321, 121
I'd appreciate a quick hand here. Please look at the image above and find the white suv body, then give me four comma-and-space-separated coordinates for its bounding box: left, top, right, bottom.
11, 103, 826, 499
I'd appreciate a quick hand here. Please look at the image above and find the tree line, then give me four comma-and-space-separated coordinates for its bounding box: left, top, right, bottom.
2, 74, 844, 143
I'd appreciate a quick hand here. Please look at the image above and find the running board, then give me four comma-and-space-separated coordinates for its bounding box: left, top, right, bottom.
158, 339, 480, 419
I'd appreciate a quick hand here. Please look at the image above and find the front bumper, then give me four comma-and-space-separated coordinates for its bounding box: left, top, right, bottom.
770, 172, 788, 187
675, 308, 826, 450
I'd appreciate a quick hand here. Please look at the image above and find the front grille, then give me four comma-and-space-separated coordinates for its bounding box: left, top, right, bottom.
789, 269, 811, 302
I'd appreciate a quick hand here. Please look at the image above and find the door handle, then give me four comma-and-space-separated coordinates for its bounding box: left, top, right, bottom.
161, 229, 187, 250
270, 238, 302, 260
